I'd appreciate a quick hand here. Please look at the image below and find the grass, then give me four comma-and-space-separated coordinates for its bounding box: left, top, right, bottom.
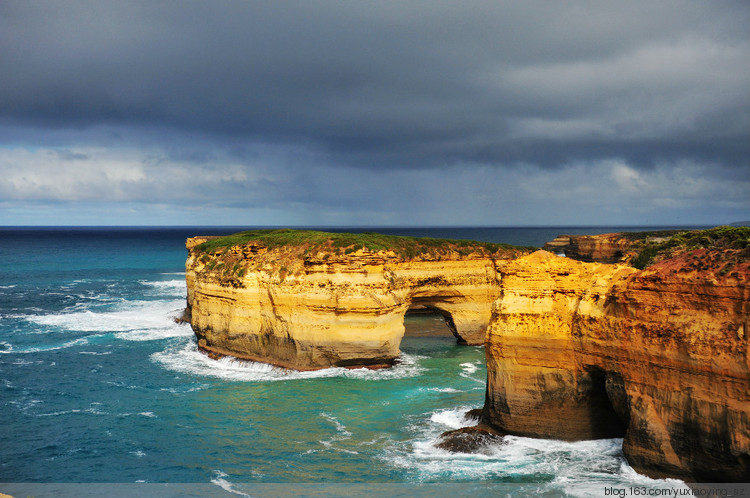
193, 228, 534, 259
629, 226, 750, 269
617, 229, 688, 241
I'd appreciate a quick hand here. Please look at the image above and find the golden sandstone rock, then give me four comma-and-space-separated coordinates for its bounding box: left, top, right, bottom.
185, 228, 749, 481
485, 244, 749, 482
185, 231, 526, 370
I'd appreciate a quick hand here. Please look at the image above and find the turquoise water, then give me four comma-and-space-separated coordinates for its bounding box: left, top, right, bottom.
0, 227, 697, 495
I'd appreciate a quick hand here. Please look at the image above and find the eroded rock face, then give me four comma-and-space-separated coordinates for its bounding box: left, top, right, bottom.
542, 232, 677, 264
185, 229, 749, 482
484, 250, 750, 482
543, 233, 632, 263
186, 239, 518, 370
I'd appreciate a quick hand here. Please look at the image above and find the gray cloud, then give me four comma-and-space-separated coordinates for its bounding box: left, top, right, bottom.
0, 1, 748, 225
2, 1, 748, 167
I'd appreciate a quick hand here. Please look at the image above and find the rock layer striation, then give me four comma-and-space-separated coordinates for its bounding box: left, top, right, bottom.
484, 246, 749, 482
185, 227, 750, 482
185, 230, 527, 370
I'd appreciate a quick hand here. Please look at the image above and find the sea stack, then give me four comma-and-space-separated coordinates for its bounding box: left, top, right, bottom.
185, 229, 530, 370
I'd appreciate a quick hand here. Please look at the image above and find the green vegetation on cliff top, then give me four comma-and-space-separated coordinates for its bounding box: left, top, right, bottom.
195, 228, 534, 259
630, 226, 750, 269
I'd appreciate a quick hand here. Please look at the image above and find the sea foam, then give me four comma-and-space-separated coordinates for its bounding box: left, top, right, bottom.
385, 406, 686, 493
152, 339, 425, 382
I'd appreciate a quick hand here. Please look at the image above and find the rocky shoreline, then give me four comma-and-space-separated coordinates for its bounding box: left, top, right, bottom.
185, 227, 749, 482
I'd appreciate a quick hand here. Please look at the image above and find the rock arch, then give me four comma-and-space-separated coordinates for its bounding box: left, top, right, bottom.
187, 251, 502, 370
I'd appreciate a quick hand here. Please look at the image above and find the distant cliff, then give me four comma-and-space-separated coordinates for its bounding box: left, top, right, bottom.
542, 229, 686, 265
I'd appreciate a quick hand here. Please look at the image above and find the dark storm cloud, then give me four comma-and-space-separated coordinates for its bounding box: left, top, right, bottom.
1, 0, 748, 170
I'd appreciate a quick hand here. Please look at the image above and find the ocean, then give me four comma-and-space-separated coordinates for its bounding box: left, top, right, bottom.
0, 226, 706, 497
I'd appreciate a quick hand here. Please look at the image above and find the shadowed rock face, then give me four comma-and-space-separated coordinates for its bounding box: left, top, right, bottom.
484, 249, 749, 482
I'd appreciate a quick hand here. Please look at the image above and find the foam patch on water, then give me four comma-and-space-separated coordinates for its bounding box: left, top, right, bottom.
321, 412, 353, 437
138, 279, 187, 296
458, 360, 486, 386
152, 340, 425, 382
459, 362, 478, 374
19, 294, 193, 347
423, 387, 462, 393
27, 298, 186, 333
35, 403, 109, 418
7, 292, 191, 352
429, 407, 476, 430
211, 470, 253, 497
310, 412, 361, 455
385, 408, 687, 492
115, 324, 193, 342
6, 336, 106, 354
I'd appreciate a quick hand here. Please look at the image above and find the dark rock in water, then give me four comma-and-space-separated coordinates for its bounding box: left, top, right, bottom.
174, 307, 191, 324
464, 408, 484, 423
435, 424, 505, 454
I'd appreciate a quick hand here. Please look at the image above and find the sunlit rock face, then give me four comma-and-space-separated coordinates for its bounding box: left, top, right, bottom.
542, 233, 633, 263
185, 234, 524, 370
542, 231, 678, 264
186, 228, 749, 482
484, 249, 750, 482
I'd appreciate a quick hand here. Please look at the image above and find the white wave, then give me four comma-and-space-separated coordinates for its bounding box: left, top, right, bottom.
0, 341, 12, 354
429, 407, 476, 430
139, 279, 187, 292
79, 351, 112, 355
36, 404, 108, 417
115, 324, 193, 342
160, 384, 210, 395
9, 336, 102, 354
211, 470, 253, 498
387, 419, 685, 492
459, 362, 478, 374
130, 450, 147, 458
0, 284, 16, 289
10, 358, 44, 365
615, 461, 689, 489
424, 387, 462, 393
321, 412, 353, 437
27, 298, 186, 333
152, 340, 425, 382
24, 297, 192, 343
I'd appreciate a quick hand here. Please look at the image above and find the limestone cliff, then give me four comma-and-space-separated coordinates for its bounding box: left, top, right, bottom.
543, 230, 685, 264
185, 227, 750, 482
484, 228, 750, 482
185, 229, 530, 370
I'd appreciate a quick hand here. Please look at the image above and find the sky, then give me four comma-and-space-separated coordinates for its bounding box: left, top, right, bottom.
1, 1, 748, 227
